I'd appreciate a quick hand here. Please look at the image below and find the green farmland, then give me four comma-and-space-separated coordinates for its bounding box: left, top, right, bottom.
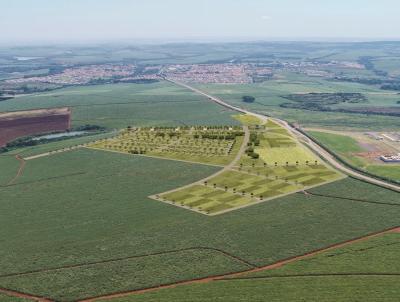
109, 233, 400, 302
0, 81, 238, 129
0, 148, 399, 300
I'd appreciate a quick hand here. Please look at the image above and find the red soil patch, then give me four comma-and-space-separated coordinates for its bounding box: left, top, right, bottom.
353, 151, 382, 160
0, 107, 71, 147
390, 227, 400, 233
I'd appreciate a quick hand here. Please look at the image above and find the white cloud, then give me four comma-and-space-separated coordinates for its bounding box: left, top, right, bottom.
261, 15, 271, 20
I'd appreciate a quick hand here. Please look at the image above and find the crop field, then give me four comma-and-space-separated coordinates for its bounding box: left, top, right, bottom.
111, 232, 400, 302
155, 117, 342, 215
88, 126, 244, 166
194, 74, 400, 130
0, 148, 400, 300
0, 82, 238, 129
0, 293, 30, 302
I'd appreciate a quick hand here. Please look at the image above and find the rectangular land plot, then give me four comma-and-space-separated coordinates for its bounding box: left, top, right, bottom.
89, 126, 245, 166
158, 184, 255, 214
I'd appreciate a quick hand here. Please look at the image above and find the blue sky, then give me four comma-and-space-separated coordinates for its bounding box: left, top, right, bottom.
1, 0, 399, 43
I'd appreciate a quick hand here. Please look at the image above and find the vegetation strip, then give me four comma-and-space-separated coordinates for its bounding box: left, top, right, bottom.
0, 247, 256, 279
75, 225, 400, 302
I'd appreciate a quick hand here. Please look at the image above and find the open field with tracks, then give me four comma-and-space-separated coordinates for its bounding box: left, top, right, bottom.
108, 232, 400, 302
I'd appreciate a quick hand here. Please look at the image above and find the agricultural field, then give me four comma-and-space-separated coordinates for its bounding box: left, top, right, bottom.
155, 116, 342, 215
307, 130, 400, 182
194, 72, 400, 130
0, 81, 238, 129
1, 147, 400, 300
88, 126, 245, 166
111, 232, 400, 302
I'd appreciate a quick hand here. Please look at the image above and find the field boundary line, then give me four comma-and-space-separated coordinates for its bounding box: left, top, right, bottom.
0, 246, 256, 279
304, 191, 400, 207
0, 287, 53, 302
76, 225, 400, 301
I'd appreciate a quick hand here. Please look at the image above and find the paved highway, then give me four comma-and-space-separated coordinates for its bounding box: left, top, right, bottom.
166, 78, 400, 193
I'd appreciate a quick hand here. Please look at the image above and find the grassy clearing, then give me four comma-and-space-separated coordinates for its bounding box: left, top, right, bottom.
0, 150, 399, 300
367, 165, 400, 181
89, 126, 244, 166
308, 130, 400, 181
108, 233, 400, 302
307, 131, 363, 154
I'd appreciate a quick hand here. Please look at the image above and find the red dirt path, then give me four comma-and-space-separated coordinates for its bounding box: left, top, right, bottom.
6, 155, 26, 186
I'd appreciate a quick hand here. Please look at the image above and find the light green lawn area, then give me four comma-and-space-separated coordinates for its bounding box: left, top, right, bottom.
256, 144, 317, 166
159, 164, 342, 215
307, 131, 363, 153
232, 114, 264, 126
160, 184, 254, 214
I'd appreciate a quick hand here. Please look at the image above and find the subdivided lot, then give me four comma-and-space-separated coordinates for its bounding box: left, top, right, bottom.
89, 126, 244, 166
0, 82, 238, 129
0, 150, 399, 300
110, 234, 400, 302
159, 166, 341, 215
155, 118, 342, 215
